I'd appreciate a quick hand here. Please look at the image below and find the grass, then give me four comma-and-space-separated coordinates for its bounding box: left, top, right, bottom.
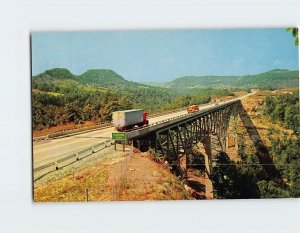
34, 151, 193, 202
34, 167, 109, 202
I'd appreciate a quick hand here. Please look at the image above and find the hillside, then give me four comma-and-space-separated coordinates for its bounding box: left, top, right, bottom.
32, 68, 150, 91
165, 69, 299, 90
77, 69, 149, 89
31, 67, 299, 131
34, 148, 193, 202
33, 68, 299, 93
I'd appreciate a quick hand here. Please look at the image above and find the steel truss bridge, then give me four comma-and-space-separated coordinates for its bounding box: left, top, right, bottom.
127, 100, 240, 160
126, 99, 242, 198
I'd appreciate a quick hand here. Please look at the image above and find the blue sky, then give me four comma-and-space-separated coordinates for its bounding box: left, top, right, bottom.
31, 29, 299, 82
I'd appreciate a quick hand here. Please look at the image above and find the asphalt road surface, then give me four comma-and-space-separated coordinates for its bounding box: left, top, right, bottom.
33, 93, 253, 166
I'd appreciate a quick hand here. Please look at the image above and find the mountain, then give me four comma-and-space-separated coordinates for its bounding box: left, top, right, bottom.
32, 68, 175, 112
234, 69, 299, 89
77, 69, 145, 89
33, 68, 299, 93
33, 68, 150, 90
31, 67, 299, 131
165, 75, 240, 89
165, 69, 299, 90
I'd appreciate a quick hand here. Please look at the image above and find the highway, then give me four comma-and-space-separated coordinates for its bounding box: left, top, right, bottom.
33, 93, 253, 166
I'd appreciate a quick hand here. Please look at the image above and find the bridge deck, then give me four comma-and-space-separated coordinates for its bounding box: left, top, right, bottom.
126, 99, 240, 140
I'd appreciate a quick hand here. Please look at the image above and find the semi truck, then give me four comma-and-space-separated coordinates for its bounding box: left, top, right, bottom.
112, 109, 149, 131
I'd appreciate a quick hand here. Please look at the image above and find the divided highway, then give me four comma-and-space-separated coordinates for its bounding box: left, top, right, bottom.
33, 93, 253, 167
33, 109, 188, 165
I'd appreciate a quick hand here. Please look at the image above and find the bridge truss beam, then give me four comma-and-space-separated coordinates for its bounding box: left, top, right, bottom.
154, 103, 239, 164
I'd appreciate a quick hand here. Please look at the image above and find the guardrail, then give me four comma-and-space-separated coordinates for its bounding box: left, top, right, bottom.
33, 122, 112, 142
33, 98, 242, 180
33, 107, 189, 141
33, 98, 242, 142
33, 139, 113, 181
126, 99, 241, 139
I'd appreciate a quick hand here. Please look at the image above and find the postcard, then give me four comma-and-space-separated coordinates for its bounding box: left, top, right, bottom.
31, 28, 299, 201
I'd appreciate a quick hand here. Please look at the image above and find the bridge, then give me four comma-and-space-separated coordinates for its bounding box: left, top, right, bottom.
126, 99, 242, 198
34, 93, 264, 197
33, 92, 276, 199
127, 99, 240, 158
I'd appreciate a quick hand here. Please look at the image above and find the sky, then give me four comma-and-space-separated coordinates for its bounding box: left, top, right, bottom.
31, 28, 299, 82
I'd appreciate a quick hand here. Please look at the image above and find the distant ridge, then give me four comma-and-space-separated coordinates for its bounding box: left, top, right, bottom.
164, 69, 299, 90
33, 68, 299, 90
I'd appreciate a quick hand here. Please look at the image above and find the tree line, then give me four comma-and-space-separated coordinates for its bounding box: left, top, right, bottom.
264, 92, 299, 134
32, 83, 232, 130
32, 90, 133, 130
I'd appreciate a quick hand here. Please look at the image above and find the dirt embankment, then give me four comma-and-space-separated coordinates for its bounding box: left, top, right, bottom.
212, 91, 248, 103
34, 149, 193, 202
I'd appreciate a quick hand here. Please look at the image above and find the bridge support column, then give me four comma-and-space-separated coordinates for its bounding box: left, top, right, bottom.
133, 140, 140, 151
199, 135, 214, 199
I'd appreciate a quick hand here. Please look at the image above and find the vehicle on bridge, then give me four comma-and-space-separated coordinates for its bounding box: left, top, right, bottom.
187, 105, 199, 113
112, 109, 149, 131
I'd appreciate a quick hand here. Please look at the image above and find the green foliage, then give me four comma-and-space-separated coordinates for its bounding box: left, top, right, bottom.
148, 148, 164, 163
213, 135, 300, 199
264, 92, 299, 134
166, 69, 299, 90
78, 69, 129, 88
236, 92, 300, 198
32, 89, 134, 129
161, 88, 229, 111
45, 68, 75, 80
188, 153, 204, 170
286, 28, 299, 46
32, 67, 299, 134
64, 100, 83, 124
239, 144, 268, 181
268, 137, 300, 197
210, 152, 260, 199
211, 90, 299, 199
165, 75, 242, 89
32, 68, 232, 130
257, 180, 290, 198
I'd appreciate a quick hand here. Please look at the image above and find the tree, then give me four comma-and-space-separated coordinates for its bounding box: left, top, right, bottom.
286, 28, 299, 46
258, 180, 290, 198
211, 147, 275, 199
64, 100, 83, 124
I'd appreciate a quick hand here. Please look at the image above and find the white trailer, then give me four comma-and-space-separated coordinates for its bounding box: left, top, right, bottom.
112, 109, 145, 131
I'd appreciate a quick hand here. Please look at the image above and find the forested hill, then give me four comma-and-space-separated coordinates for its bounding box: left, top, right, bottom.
33, 68, 299, 91
165, 69, 299, 90
79, 69, 148, 88
33, 68, 149, 89
32, 67, 299, 131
